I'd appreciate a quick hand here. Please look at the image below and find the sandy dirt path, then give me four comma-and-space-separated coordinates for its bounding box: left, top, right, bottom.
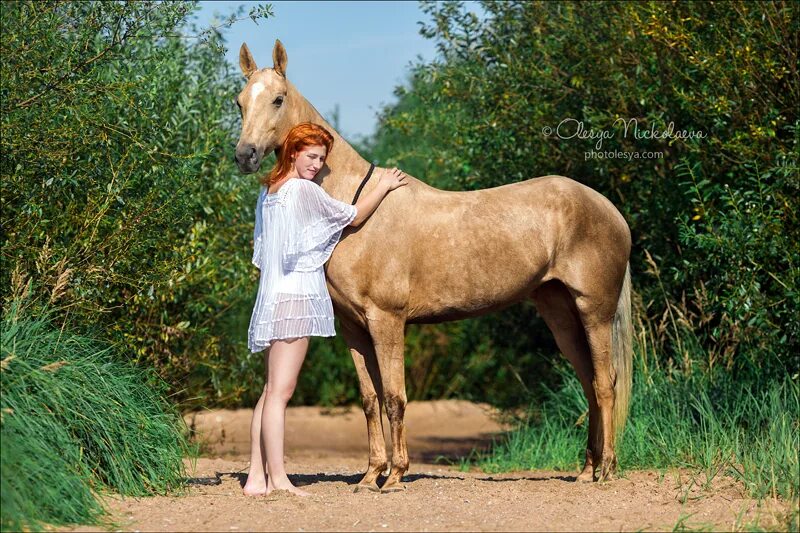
85, 400, 789, 532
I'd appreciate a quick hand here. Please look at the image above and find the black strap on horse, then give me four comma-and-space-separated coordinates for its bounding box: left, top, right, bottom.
351, 163, 375, 205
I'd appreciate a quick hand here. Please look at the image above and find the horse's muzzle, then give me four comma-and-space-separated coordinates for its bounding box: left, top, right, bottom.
235, 144, 261, 174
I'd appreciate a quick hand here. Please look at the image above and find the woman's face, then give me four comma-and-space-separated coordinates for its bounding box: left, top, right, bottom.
292, 145, 327, 180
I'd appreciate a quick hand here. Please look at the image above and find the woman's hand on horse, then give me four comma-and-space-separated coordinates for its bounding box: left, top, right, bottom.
379, 167, 409, 192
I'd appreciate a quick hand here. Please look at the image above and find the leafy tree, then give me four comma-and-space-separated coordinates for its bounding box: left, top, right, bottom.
363, 0, 799, 402
1, 1, 272, 407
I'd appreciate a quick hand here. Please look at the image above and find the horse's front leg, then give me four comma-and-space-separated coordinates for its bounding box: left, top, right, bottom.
341, 322, 387, 493
367, 312, 408, 492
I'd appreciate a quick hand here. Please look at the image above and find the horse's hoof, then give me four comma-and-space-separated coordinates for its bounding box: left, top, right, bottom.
597, 455, 617, 482
596, 466, 616, 482
576, 470, 594, 483
598, 471, 616, 483
353, 483, 380, 493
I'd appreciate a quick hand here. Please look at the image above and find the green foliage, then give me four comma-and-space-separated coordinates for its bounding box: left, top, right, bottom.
364, 4, 800, 509
2, 0, 796, 420
675, 157, 799, 378
0, 300, 192, 531
2, 414, 105, 532
0, 1, 273, 407
402, 305, 558, 407
362, 0, 799, 405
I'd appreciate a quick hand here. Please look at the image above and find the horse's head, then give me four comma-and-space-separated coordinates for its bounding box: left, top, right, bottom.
234, 40, 291, 174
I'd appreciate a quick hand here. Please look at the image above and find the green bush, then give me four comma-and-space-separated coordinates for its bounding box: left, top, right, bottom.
1, 300, 192, 531
361, 0, 798, 405
0, 1, 271, 407
675, 158, 799, 379
2, 0, 796, 413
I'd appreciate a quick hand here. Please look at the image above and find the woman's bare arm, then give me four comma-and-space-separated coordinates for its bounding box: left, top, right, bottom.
350, 167, 408, 227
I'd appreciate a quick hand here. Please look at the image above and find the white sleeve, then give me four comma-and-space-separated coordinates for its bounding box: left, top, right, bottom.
252, 188, 266, 269
283, 180, 357, 272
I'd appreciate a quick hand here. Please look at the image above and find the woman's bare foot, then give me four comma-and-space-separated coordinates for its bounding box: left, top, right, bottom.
242, 473, 268, 496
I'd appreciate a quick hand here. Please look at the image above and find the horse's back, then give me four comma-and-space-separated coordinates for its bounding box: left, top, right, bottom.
328, 173, 629, 324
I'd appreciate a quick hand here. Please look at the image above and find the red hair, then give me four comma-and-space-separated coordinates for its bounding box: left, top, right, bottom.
263, 123, 334, 186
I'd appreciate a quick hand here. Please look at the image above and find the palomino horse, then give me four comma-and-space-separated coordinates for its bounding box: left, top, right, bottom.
234, 41, 633, 492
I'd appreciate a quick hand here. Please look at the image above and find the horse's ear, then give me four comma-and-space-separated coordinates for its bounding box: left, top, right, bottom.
273, 39, 288, 78
239, 43, 258, 78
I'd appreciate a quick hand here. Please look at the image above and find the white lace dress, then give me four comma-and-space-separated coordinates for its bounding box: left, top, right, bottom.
248, 178, 357, 353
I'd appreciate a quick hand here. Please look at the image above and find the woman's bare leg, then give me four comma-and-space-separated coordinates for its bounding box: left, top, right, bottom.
242, 381, 269, 496
263, 337, 310, 496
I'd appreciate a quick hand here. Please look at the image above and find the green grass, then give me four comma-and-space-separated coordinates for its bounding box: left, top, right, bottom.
1, 303, 194, 531
477, 357, 799, 504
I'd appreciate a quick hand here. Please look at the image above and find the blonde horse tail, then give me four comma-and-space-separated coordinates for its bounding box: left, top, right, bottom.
611, 262, 633, 445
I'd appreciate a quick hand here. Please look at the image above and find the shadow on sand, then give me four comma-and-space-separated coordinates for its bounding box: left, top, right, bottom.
209, 470, 466, 489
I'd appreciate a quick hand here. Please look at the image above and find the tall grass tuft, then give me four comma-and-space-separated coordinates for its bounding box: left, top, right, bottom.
1, 302, 192, 531
478, 354, 799, 503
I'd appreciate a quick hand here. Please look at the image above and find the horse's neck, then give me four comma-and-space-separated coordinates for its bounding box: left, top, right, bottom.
288, 82, 371, 200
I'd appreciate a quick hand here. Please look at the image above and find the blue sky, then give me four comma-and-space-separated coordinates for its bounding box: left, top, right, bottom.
192, 1, 483, 141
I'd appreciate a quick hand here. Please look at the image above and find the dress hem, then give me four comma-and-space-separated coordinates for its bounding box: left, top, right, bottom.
249, 332, 336, 353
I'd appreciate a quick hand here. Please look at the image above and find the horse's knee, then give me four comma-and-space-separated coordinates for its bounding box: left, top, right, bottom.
361, 392, 380, 417
385, 393, 406, 422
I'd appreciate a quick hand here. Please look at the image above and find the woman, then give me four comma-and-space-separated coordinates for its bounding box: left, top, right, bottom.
243, 122, 407, 496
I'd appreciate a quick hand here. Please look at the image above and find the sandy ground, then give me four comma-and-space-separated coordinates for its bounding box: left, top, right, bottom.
81, 400, 791, 532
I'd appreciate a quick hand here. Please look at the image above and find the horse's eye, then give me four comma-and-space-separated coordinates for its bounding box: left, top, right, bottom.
273, 96, 284, 107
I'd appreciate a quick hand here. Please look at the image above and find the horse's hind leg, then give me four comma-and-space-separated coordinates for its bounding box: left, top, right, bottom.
341, 321, 388, 493
532, 281, 599, 482
577, 309, 618, 481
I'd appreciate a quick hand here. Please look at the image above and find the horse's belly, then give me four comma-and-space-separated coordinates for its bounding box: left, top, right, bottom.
406, 236, 550, 323
407, 292, 531, 324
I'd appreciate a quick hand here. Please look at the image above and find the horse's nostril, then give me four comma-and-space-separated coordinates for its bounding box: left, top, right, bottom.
234, 145, 259, 169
